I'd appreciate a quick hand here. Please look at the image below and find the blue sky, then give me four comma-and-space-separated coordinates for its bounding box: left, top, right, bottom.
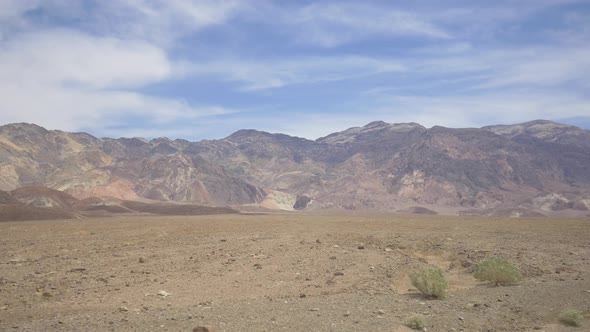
0, 0, 589, 140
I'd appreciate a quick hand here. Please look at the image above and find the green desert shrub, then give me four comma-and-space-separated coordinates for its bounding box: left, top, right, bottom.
405, 316, 425, 330
559, 309, 582, 327
474, 256, 522, 286
410, 266, 448, 299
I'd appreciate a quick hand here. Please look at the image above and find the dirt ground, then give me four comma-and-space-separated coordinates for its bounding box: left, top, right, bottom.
1, 212, 589, 331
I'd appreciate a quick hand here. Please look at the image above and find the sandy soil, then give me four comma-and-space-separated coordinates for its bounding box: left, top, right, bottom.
1, 212, 589, 331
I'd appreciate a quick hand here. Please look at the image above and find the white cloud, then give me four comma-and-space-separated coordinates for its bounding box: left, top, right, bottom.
186, 56, 406, 90
92, 0, 243, 45
1, 30, 171, 89
0, 29, 235, 134
271, 2, 450, 47
372, 92, 590, 128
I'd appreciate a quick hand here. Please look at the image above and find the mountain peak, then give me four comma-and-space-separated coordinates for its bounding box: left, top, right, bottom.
317, 121, 425, 144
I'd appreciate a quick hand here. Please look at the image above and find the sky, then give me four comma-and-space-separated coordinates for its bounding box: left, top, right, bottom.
0, 0, 589, 140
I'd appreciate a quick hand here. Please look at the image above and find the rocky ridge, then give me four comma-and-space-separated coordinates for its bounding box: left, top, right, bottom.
1, 120, 589, 215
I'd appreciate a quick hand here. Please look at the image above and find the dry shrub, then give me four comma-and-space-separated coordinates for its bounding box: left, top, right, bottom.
410, 266, 448, 299
474, 256, 521, 286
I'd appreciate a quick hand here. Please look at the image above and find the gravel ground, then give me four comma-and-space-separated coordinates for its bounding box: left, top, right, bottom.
1, 212, 589, 331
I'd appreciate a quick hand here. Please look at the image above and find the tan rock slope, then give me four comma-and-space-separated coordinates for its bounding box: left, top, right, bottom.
1, 120, 589, 215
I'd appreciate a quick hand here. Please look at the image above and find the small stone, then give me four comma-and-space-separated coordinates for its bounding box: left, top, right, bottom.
458, 316, 465, 321
377, 309, 385, 315
344, 311, 351, 317
357, 244, 365, 250
329, 256, 337, 260
333, 245, 340, 248
385, 248, 392, 252
193, 326, 215, 332
158, 290, 172, 297
119, 306, 129, 312
316, 239, 322, 243
299, 293, 306, 298
334, 272, 344, 276
310, 308, 320, 312
139, 257, 145, 263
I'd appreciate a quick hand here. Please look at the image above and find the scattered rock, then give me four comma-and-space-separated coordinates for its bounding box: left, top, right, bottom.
344, 311, 351, 317
118, 306, 129, 312
139, 257, 145, 263
299, 293, 306, 298
329, 256, 337, 260
310, 308, 320, 312
157, 290, 172, 297
334, 272, 344, 276
193, 326, 215, 332
358, 244, 365, 250
377, 309, 385, 315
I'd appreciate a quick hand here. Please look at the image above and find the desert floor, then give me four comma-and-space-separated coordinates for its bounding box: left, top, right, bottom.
1, 213, 589, 331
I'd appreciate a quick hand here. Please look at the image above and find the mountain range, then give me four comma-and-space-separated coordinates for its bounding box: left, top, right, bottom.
1, 120, 590, 217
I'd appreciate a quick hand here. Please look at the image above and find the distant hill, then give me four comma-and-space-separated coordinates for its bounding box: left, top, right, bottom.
1, 120, 589, 216
0, 186, 238, 222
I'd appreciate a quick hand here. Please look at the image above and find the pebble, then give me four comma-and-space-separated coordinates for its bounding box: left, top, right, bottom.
139, 257, 145, 263
358, 244, 365, 250
118, 306, 129, 312
334, 272, 344, 276
158, 290, 172, 297
310, 308, 320, 311
377, 309, 385, 315
344, 311, 351, 317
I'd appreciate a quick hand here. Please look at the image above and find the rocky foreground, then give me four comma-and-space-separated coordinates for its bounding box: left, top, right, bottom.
0, 213, 588, 331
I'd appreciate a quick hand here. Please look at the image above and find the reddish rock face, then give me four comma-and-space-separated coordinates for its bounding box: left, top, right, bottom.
1, 120, 589, 214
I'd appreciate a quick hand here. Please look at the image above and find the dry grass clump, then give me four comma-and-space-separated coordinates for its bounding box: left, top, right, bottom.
405, 315, 425, 330
410, 266, 448, 299
474, 256, 522, 286
559, 309, 582, 327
